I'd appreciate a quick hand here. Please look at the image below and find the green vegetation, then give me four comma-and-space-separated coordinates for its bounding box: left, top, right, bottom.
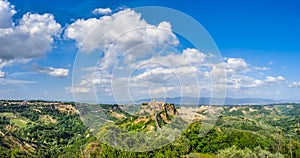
219, 146, 284, 158
0, 100, 299, 157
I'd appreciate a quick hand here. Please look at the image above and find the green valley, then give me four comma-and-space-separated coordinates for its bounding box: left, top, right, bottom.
0, 100, 299, 157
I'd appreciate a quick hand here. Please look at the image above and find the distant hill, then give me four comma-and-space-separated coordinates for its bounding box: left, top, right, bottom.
134, 97, 300, 105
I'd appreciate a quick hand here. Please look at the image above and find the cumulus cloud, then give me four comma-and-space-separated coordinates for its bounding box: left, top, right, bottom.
71, 48, 206, 102
0, 13, 61, 59
92, 8, 112, 15
264, 76, 285, 83
225, 75, 285, 91
66, 9, 181, 100
128, 48, 206, 69
225, 58, 248, 74
67, 8, 289, 101
0, 0, 62, 84
65, 9, 179, 53
254, 66, 270, 71
0, 0, 16, 28
208, 57, 286, 93
73, 51, 287, 102
226, 75, 263, 90
67, 8, 184, 101
208, 57, 248, 79
289, 82, 300, 88
182, 48, 206, 65
34, 65, 69, 78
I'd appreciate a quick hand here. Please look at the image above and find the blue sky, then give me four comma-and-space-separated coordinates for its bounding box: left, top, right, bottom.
1, 0, 300, 102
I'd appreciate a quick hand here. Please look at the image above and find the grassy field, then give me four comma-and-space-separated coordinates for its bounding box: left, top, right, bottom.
0, 112, 30, 128
11, 118, 29, 128
0, 112, 14, 118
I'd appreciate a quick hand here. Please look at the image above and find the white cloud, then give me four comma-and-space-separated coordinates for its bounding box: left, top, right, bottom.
226, 75, 261, 90
254, 66, 270, 71
95, 48, 208, 101
73, 51, 288, 102
0, 78, 36, 85
34, 66, 69, 78
208, 57, 248, 79
0, 0, 61, 81
277, 76, 285, 81
182, 48, 206, 65
133, 66, 196, 84
0, 13, 61, 59
9, 71, 37, 77
47, 68, 69, 78
0, 59, 9, 78
68, 66, 110, 95
65, 9, 179, 53
264, 76, 285, 83
0, 58, 31, 68
0, 58, 31, 79
0, 59, 14, 68
0, 0, 16, 28
208, 57, 285, 93
225, 58, 248, 74
72, 48, 287, 101
225, 75, 285, 91
71, 48, 206, 102
289, 82, 300, 88
0, 70, 5, 77
0, 0, 64, 88
67, 8, 290, 101
66, 86, 90, 93
128, 48, 206, 69
92, 8, 112, 15
67, 8, 184, 102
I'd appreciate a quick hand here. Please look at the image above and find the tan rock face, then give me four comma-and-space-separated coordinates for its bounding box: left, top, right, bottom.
164, 103, 176, 116
57, 104, 80, 114
139, 101, 176, 116
135, 102, 177, 130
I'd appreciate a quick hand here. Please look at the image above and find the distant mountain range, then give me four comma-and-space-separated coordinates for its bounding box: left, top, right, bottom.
133, 97, 300, 105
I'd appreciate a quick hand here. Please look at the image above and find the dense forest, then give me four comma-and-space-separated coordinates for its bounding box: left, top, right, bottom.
0, 100, 299, 157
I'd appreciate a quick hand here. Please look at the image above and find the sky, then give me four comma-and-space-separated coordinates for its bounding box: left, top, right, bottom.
0, 0, 300, 102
